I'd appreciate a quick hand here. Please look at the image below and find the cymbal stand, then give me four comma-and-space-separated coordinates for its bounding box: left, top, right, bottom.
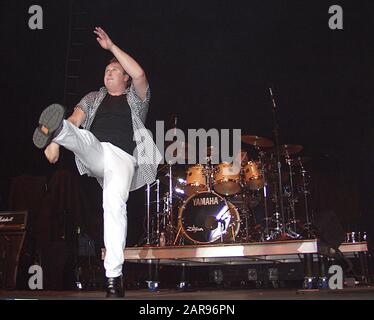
298, 157, 313, 238
258, 150, 271, 240
268, 88, 288, 239
242, 191, 251, 242
269, 186, 283, 240
285, 154, 301, 239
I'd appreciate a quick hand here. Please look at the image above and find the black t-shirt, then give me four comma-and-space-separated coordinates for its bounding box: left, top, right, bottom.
90, 93, 136, 156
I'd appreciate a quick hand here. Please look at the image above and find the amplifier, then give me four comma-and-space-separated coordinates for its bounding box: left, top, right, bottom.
0, 211, 28, 289
0, 211, 28, 231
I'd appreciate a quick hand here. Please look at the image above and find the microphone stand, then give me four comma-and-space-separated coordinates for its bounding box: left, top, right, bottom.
269, 88, 288, 239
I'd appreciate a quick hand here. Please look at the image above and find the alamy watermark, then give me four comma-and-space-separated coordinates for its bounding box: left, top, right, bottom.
133, 121, 242, 175
328, 5, 343, 30
28, 5, 43, 30
28, 5, 343, 31
28, 265, 43, 290
328, 265, 343, 290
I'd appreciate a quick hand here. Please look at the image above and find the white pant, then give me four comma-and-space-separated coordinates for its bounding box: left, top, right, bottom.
54, 120, 136, 278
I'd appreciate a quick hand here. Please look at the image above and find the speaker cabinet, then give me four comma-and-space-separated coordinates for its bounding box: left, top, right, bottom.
0, 211, 27, 289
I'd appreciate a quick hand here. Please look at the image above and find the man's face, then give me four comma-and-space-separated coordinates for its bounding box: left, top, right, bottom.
104, 62, 129, 90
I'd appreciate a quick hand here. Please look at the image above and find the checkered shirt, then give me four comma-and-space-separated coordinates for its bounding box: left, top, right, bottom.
74, 83, 162, 191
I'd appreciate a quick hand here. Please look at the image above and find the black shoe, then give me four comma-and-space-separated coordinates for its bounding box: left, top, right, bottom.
33, 103, 65, 149
105, 276, 124, 298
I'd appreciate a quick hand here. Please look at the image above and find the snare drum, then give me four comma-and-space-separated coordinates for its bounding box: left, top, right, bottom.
213, 162, 241, 196
185, 164, 207, 196
243, 161, 264, 190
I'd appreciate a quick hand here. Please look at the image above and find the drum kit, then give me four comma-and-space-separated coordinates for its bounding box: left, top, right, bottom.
145, 135, 315, 247
144, 88, 315, 246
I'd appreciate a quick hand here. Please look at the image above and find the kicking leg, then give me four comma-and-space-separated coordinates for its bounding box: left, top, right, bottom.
53, 120, 105, 178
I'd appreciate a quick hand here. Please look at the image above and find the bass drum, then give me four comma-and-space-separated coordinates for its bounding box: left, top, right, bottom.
178, 191, 240, 244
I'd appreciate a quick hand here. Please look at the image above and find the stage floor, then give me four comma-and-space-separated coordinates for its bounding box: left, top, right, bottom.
1, 287, 374, 300
123, 240, 368, 266
1, 240, 371, 301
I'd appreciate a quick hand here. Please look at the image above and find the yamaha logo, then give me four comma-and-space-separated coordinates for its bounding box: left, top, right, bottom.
193, 197, 219, 206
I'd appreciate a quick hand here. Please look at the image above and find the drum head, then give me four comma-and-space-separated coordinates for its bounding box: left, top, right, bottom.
178, 191, 240, 244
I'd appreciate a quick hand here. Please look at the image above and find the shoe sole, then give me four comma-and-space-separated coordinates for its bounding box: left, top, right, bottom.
33, 103, 65, 149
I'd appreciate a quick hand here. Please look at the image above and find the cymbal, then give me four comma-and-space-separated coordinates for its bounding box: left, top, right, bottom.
241, 135, 274, 148
273, 144, 303, 156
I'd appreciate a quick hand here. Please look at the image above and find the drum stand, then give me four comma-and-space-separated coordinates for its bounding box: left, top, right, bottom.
173, 226, 183, 246
241, 195, 251, 242
257, 150, 271, 241
266, 184, 284, 241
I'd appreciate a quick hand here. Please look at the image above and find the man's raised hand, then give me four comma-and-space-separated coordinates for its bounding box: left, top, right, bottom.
94, 27, 114, 51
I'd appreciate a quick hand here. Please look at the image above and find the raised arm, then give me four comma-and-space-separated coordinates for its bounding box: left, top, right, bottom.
94, 27, 148, 101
